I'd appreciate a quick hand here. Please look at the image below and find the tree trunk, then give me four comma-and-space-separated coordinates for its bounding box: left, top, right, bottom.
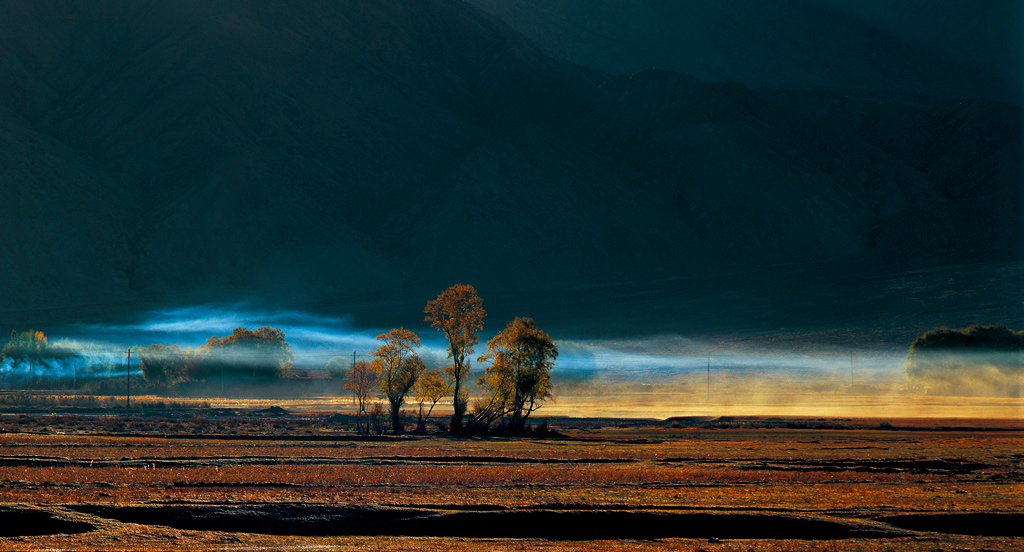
510, 410, 524, 434
510, 380, 525, 434
451, 375, 464, 432
416, 403, 427, 432
390, 400, 403, 433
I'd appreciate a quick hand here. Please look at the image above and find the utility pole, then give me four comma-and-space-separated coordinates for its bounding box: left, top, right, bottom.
850, 351, 854, 386
350, 351, 360, 406
707, 351, 712, 403
125, 348, 132, 409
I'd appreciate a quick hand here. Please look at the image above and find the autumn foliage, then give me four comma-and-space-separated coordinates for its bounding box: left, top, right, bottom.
139, 327, 295, 389
197, 326, 295, 381
413, 366, 451, 431
424, 284, 485, 431
474, 317, 558, 433
0, 286, 562, 437
373, 328, 424, 432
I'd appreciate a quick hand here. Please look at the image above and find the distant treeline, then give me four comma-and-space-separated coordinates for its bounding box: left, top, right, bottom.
905, 324, 1023, 397
0, 330, 122, 393
136, 326, 295, 388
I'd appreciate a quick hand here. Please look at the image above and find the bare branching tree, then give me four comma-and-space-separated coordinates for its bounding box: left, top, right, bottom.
344, 360, 379, 435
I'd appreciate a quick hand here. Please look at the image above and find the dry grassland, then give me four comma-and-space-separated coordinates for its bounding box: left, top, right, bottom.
0, 411, 1022, 551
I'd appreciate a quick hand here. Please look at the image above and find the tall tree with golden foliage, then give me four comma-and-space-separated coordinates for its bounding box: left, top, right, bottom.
475, 317, 558, 433
424, 284, 485, 432
372, 328, 423, 432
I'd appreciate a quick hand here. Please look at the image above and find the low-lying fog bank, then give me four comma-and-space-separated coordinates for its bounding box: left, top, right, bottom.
0, 304, 1003, 418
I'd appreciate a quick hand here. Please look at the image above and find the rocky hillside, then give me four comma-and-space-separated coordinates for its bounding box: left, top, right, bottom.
0, 0, 1019, 332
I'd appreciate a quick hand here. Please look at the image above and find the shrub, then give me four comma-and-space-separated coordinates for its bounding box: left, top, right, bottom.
368, 403, 386, 435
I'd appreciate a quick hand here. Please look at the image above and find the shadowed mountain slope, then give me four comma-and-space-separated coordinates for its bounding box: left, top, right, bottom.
466, 0, 1022, 106
0, 0, 1019, 332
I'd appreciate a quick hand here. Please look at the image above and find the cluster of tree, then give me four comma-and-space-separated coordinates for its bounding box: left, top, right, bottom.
136, 344, 193, 390
1, 330, 78, 386
905, 324, 1024, 396
138, 326, 294, 390
341, 284, 558, 435
1, 332, 142, 393
341, 332, 447, 434
3, 286, 556, 433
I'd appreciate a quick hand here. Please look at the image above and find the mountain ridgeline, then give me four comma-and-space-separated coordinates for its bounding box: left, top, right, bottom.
0, 0, 1019, 331
466, 0, 1023, 106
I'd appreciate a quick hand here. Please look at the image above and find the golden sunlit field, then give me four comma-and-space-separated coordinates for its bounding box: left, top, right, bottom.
2, 408, 1023, 551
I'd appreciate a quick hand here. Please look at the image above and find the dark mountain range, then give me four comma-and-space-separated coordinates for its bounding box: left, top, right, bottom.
465, 0, 1023, 105
0, 0, 1020, 335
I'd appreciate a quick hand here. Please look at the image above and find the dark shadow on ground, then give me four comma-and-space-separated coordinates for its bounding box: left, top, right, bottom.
877, 513, 1024, 537
0, 506, 94, 536
74, 505, 900, 540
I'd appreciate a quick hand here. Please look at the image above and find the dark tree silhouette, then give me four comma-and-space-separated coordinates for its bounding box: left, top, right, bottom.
905, 324, 1024, 396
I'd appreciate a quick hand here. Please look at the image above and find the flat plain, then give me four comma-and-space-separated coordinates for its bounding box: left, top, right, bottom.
1, 410, 1022, 551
